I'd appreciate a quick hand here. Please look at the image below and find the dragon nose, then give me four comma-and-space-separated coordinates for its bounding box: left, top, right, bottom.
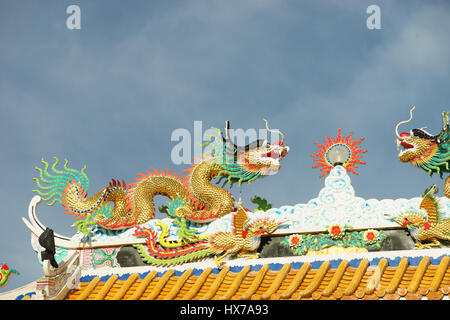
398, 132, 413, 149
399, 132, 410, 139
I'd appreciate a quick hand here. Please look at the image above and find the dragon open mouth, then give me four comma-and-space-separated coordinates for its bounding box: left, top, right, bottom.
243, 143, 290, 175
397, 139, 414, 152
396, 131, 415, 156
261, 150, 285, 160
261, 145, 290, 165
397, 140, 415, 156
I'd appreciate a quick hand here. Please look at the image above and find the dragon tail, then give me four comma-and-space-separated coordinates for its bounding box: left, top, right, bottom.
33, 157, 127, 221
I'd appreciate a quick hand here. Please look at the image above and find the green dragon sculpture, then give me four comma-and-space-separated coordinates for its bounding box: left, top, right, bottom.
395, 107, 450, 197
33, 120, 289, 231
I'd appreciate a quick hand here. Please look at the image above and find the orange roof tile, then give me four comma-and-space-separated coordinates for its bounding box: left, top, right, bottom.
65, 255, 450, 300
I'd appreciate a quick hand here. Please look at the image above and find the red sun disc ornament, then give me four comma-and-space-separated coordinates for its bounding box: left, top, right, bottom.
311, 128, 367, 178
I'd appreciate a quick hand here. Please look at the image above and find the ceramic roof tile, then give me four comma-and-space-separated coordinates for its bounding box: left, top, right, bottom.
64, 255, 450, 300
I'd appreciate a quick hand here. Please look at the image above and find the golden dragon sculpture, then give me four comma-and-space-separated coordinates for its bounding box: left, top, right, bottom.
391, 185, 450, 249
33, 120, 289, 230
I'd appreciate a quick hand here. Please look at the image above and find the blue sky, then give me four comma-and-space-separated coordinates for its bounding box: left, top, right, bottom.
1, 0, 450, 290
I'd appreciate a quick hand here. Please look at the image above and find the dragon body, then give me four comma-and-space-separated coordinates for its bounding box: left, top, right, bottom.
392, 185, 450, 249
133, 208, 283, 266
33, 121, 289, 230
395, 107, 450, 197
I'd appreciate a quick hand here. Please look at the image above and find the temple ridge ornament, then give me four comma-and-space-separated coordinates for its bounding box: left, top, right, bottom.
32, 120, 289, 231
311, 128, 367, 178
390, 185, 450, 249
279, 224, 386, 256
133, 207, 284, 267
0, 264, 19, 289
395, 106, 450, 198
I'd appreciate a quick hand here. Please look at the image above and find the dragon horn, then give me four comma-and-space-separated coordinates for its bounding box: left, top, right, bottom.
435, 111, 450, 143
395, 106, 415, 139
222, 120, 237, 150
263, 118, 284, 144
222, 121, 241, 163
443, 111, 449, 129
224, 120, 231, 140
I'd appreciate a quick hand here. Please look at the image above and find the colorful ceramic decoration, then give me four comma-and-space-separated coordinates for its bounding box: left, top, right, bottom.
327, 224, 346, 239
390, 185, 450, 249
395, 107, 450, 197
0, 264, 19, 289
90, 248, 119, 268
64, 164, 450, 242
32, 120, 289, 231
280, 226, 386, 256
286, 234, 303, 249
362, 229, 381, 245
311, 128, 367, 177
250, 196, 273, 211
133, 207, 283, 267
8, 116, 449, 301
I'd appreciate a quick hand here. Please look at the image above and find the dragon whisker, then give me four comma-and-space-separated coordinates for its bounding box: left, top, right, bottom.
395, 106, 415, 139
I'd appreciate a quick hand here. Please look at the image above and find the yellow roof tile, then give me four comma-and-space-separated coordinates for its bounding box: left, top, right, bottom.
65, 255, 450, 300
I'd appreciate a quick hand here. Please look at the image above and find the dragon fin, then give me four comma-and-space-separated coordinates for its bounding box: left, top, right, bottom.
420, 185, 440, 224
232, 208, 249, 237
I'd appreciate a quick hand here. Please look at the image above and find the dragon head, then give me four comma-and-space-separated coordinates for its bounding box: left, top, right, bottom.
387, 185, 439, 232
395, 107, 450, 176
221, 119, 289, 180
245, 217, 283, 236
240, 138, 290, 176
392, 211, 427, 230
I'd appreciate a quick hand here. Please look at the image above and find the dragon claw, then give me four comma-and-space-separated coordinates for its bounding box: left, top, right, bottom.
214, 256, 226, 268
415, 240, 441, 249
238, 252, 259, 259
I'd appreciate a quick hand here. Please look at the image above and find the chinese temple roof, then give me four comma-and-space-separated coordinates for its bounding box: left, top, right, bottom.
1, 163, 447, 301
2, 123, 450, 302
62, 251, 449, 301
